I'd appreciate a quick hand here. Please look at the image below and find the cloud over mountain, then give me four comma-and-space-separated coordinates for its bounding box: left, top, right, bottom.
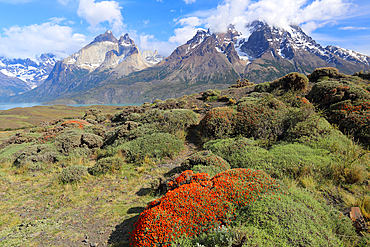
0, 20, 86, 60
77, 0, 125, 33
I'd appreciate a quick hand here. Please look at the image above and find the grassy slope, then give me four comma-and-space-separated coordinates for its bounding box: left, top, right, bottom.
0, 105, 124, 131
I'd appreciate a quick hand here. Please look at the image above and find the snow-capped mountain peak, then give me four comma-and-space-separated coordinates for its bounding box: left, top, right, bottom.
0, 53, 57, 89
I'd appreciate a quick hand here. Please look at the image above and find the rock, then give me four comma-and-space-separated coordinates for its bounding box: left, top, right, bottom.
343, 207, 368, 231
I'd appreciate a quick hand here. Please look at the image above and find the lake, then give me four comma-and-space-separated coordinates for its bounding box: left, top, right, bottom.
0, 103, 141, 111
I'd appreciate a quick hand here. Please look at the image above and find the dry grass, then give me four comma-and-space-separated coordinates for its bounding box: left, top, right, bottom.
0, 156, 169, 246
0, 105, 122, 130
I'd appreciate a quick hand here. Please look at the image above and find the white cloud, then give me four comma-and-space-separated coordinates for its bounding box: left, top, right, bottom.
184, 0, 196, 4
0, 22, 86, 60
168, 17, 204, 46
205, 0, 251, 33
77, 0, 125, 33
137, 34, 177, 57
178, 0, 353, 35
339, 26, 370, 30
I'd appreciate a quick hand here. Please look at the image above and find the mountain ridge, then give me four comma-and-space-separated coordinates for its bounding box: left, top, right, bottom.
4, 21, 370, 104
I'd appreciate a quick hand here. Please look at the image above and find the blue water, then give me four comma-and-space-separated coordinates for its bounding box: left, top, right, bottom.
0, 103, 141, 111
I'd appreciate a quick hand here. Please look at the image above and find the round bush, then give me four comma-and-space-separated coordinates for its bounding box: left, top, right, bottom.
306, 81, 370, 109
130, 168, 282, 247
13, 144, 60, 168
88, 157, 125, 175
60, 165, 88, 183
118, 133, 184, 162
308, 67, 345, 82
255, 72, 308, 93
328, 99, 370, 146
138, 109, 198, 136
180, 151, 231, 177
199, 107, 237, 139
237, 187, 355, 246
204, 137, 272, 169
235, 96, 286, 142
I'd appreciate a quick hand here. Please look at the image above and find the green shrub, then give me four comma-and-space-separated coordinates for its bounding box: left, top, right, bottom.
59, 165, 88, 183
103, 121, 141, 146
235, 96, 287, 144
13, 144, 60, 168
306, 81, 370, 109
254, 82, 271, 92
82, 109, 106, 123
180, 151, 231, 177
88, 157, 125, 175
199, 107, 237, 139
204, 137, 272, 169
111, 106, 145, 122
0, 143, 33, 163
137, 109, 198, 136
55, 129, 103, 154
201, 89, 221, 100
255, 72, 308, 93
84, 125, 106, 137
235, 187, 355, 247
267, 143, 333, 179
205, 138, 333, 179
117, 133, 184, 163
308, 67, 346, 82
328, 99, 370, 146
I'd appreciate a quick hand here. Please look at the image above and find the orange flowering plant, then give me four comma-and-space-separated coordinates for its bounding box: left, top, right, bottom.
130, 168, 283, 246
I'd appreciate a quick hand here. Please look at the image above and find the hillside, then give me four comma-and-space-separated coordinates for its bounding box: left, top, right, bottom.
0, 67, 370, 246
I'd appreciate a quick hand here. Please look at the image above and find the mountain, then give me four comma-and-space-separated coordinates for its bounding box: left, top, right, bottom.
6, 22, 370, 104
0, 54, 58, 97
6, 31, 164, 103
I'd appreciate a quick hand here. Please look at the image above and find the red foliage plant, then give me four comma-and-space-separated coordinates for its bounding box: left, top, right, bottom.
130, 168, 283, 247
61, 119, 90, 129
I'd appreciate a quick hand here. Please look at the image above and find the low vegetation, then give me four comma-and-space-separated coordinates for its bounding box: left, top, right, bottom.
0, 67, 370, 246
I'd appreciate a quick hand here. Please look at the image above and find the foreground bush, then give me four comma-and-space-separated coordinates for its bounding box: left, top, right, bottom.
13, 144, 60, 167
307, 81, 370, 109
130, 168, 282, 246
174, 187, 355, 247
308, 67, 346, 82
205, 138, 334, 179
59, 165, 88, 183
55, 129, 103, 155
255, 72, 309, 93
118, 133, 184, 163
328, 99, 370, 146
88, 157, 125, 176
138, 109, 198, 136
307, 81, 370, 146
235, 96, 287, 143
179, 151, 231, 177
199, 107, 237, 139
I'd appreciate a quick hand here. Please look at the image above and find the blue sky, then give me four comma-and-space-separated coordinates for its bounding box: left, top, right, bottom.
0, 0, 369, 60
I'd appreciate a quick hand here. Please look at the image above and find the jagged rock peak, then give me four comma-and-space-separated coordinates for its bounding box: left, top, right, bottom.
186, 29, 211, 45
90, 30, 119, 45
119, 34, 135, 47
